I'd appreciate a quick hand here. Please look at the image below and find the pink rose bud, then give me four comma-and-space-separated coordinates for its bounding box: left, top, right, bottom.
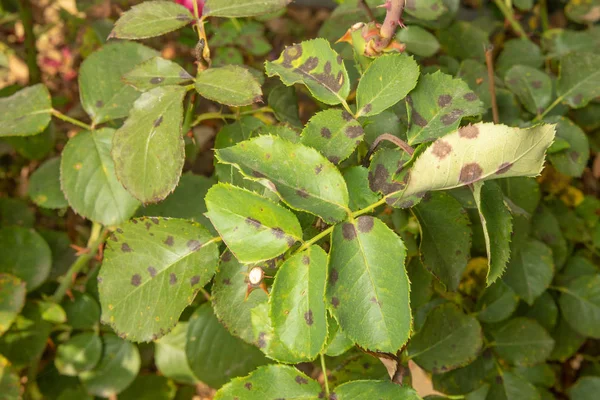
175, 0, 205, 15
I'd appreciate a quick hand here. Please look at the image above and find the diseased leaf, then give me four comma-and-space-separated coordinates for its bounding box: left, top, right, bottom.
270, 246, 328, 361
557, 52, 600, 108
213, 364, 320, 399
0, 84, 52, 137
404, 0, 447, 20
154, 322, 198, 385
491, 317, 555, 366
205, 183, 302, 263
55, 333, 102, 376
413, 192, 472, 291
268, 84, 302, 128
195, 66, 262, 106
505, 66, 552, 115
392, 123, 555, 200
301, 108, 364, 164
123, 56, 193, 91
546, 116, 590, 177
0, 274, 26, 336
502, 239, 554, 305
559, 274, 600, 338
99, 217, 219, 342
328, 216, 411, 352
0, 227, 51, 292
406, 71, 485, 145
334, 380, 421, 399
79, 42, 158, 124
472, 181, 513, 284
110, 1, 192, 39
541, 27, 600, 59
204, 0, 291, 17
28, 157, 67, 209
61, 129, 140, 226
343, 166, 380, 211
0, 354, 20, 399
80, 334, 141, 397
407, 303, 482, 373
456, 60, 492, 109
355, 53, 420, 118
216, 135, 350, 223
112, 86, 186, 204
250, 302, 305, 362
265, 38, 350, 105
186, 304, 268, 388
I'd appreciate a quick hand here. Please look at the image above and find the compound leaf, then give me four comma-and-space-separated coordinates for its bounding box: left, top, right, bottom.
0, 84, 52, 137
195, 66, 262, 106
110, 1, 193, 39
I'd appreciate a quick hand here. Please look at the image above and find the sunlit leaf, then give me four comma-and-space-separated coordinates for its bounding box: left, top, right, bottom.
334, 379, 421, 399
154, 322, 198, 385
123, 56, 193, 91
557, 52, 600, 108
204, 0, 291, 17
0, 274, 26, 336
195, 66, 262, 106
55, 333, 102, 376
110, 1, 193, 39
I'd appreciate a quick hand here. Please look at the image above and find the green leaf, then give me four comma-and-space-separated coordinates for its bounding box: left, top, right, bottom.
550, 316, 586, 361
355, 53, 419, 118
505, 66, 553, 115
186, 304, 268, 388
343, 166, 380, 211
0, 197, 33, 228
265, 38, 350, 105
541, 28, 600, 59
99, 217, 219, 342
432, 355, 495, 395
334, 380, 421, 399
216, 135, 350, 223
195, 66, 262, 107
531, 205, 568, 268
406, 71, 485, 145
204, 0, 291, 17
324, 318, 354, 357
472, 181, 513, 284
155, 322, 198, 384
112, 86, 186, 204
523, 292, 558, 332
110, 1, 193, 39
491, 317, 555, 366
487, 371, 540, 400
0, 354, 20, 399
212, 251, 268, 344
214, 364, 320, 399
61, 128, 140, 225
28, 157, 67, 209
568, 376, 600, 400
413, 192, 472, 291
496, 40, 544, 78
557, 52, 600, 108
268, 84, 302, 128
407, 303, 482, 373
456, 60, 492, 109
328, 216, 411, 352
301, 108, 364, 164
62, 292, 100, 330
205, 183, 302, 263
80, 334, 141, 397
396, 26, 440, 57
546, 117, 590, 177
0, 302, 52, 368
55, 333, 102, 376
502, 239, 554, 305
392, 123, 555, 200
566, 0, 600, 24
476, 281, 519, 324
559, 274, 600, 338
79, 42, 158, 124
438, 21, 490, 62
513, 364, 555, 388
0, 274, 26, 336
0, 227, 51, 291
39, 301, 66, 324
123, 56, 193, 91
270, 246, 328, 361
3, 123, 55, 161
118, 375, 176, 400
0, 84, 52, 137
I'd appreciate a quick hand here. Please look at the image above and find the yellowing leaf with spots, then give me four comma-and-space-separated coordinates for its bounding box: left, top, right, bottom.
391, 122, 555, 201
99, 217, 218, 342
265, 38, 350, 105
327, 216, 411, 353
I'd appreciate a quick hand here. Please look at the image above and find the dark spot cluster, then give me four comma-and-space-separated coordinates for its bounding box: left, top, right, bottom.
298, 56, 319, 73
438, 94, 452, 107
164, 236, 174, 246
440, 109, 464, 126
190, 275, 201, 286
345, 125, 363, 139
295, 375, 308, 385
463, 92, 478, 101
331, 297, 340, 308
329, 269, 338, 285
169, 273, 177, 285
271, 227, 285, 239
531, 80, 542, 89
357, 216, 374, 233
131, 274, 142, 286
315, 164, 323, 175
368, 164, 403, 194
221, 251, 232, 262
296, 189, 309, 198
458, 125, 479, 139
304, 310, 314, 325
153, 116, 163, 127
459, 163, 483, 183
321, 127, 332, 138
222, 278, 231, 285
312, 60, 345, 93
244, 382, 253, 390
121, 243, 132, 252
302, 255, 310, 265
362, 103, 372, 114
246, 217, 262, 229
95, 100, 104, 108
341, 111, 353, 121
328, 156, 340, 164
432, 140, 452, 160
147, 266, 157, 277
342, 223, 356, 240
406, 96, 427, 128
145, 221, 152, 230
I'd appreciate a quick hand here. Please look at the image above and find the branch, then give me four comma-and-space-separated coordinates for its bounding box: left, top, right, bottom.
18, 0, 41, 84
372, 0, 405, 53
364, 133, 414, 167
484, 46, 499, 124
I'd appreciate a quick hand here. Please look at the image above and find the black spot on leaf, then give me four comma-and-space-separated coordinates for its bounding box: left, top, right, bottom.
164, 236, 174, 246
342, 223, 356, 240
302, 255, 310, 265
190, 276, 201, 286
271, 227, 285, 239
295, 376, 308, 385
331, 297, 340, 308
223, 278, 231, 285
131, 274, 141, 286
463, 92, 478, 101
187, 240, 201, 251
121, 243, 132, 252
432, 140, 452, 159
151, 217, 159, 225
244, 382, 253, 390
95, 100, 104, 108
304, 310, 314, 325
438, 94, 452, 107
147, 266, 157, 277
296, 189, 309, 198
357, 216, 374, 233
169, 273, 177, 285
496, 162, 512, 174
153, 116, 163, 127
440, 109, 464, 125
458, 125, 479, 139
246, 217, 261, 228
459, 163, 483, 183
330, 269, 338, 285
362, 103, 372, 114
150, 77, 164, 84
315, 164, 323, 175
321, 127, 332, 138
345, 125, 363, 139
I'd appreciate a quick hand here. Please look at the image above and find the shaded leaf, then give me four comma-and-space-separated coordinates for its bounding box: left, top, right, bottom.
355, 53, 420, 118
541, 27, 600, 59
335, 379, 420, 399
496, 40, 544, 78
406, 71, 485, 145
61, 128, 140, 225
268, 84, 301, 128
0, 354, 20, 399
0, 274, 26, 336
559, 274, 600, 338
522, 292, 559, 332
0, 84, 52, 137
505, 66, 552, 115
456, 60, 492, 109
62, 292, 100, 331
328, 216, 411, 352
343, 166, 380, 211
4, 123, 55, 161
204, 0, 291, 17
110, 1, 193, 39
55, 333, 102, 376
438, 21, 490, 62
195, 66, 262, 106
99, 217, 219, 342
491, 317, 554, 366
568, 376, 600, 400
513, 364, 555, 388
301, 108, 364, 164
550, 316, 586, 361
118, 375, 176, 400
186, 304, 268, 388
476, 281, 519, 324
324, 318, 354, 357
531, 205, 568, 268
0, 227, 51, 292
216, 135, 350, 223
407, 303, 482, 373
396, 26, 440, 57
557, 52, 600, 108
123, 56, 193, 91
28, 157, 67, 209
487, 371, 541, 400
566, 0, 600, 24
432, 355, 495, 395
265, 38, 350, 105
546, 116, 590, 177
155, 322, 198, 385
112, 86, 186, 204
270, 246, 328, 361
79, 42, 158, 124
413, 192, 472, 291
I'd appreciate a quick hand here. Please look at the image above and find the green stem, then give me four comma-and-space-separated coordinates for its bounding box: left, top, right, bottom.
18, 0, 41, 84
192, 0, 203, 36
540, 0, 550, 32
182, 93, 197, 134
296, 226, 335, 254
51, 109, 93, 131
352, 197, 388, 218
51, 223, 106, 303
533, 96, 563, 123
493, 0, 530, 40
191, 107, 274, 127
320, 353, 330, 397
